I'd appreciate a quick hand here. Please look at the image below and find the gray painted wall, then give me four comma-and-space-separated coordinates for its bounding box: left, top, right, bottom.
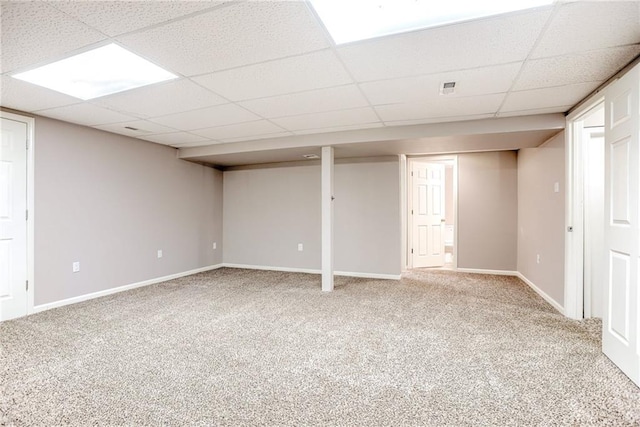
517, 132, 565, 306
457, 151, 518, 271
223, 164, 321, 270
34, 116, 222, 306
223, 158, 401, 276
334, 159, 401, 275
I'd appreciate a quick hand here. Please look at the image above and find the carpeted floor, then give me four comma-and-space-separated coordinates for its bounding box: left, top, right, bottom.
1, 268, 639, 426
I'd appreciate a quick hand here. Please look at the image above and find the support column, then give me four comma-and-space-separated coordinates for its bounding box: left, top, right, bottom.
321, 146, 334, 292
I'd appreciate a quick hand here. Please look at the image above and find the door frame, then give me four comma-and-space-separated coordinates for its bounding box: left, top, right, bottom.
1, 110, 35, 318
406, 155, 458, 270
565, 97, 605, 319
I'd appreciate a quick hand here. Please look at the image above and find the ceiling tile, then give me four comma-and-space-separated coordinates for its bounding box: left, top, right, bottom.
192, 50, 353, 101
1, 1, 106, 73
272, 107, 380, 131
501, 82, 600, 113
532, 1, 640, 58
191, 120, 286, 140
50, 1, 226, 37
118, 1, 330, 76
149, 104, 260, 131
374, 93, 505, 122
137, 132, 210, 146
36, 104, 138, 126
240, 85, 369, 118
360, 63, 522, 106
93, 120, 177, 138
336, 8, 551, 82
94, 79, 227, 118
0, 75, 79, 112
514, 46, 640, 91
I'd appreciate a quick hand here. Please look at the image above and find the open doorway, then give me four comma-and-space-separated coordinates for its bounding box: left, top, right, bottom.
407, 156, 457, 270
565, 100, 606, 320
582, 104, 605, 319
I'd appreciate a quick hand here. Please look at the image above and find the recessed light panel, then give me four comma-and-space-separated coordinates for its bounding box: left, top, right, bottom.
12, 44, 177, 100
310, 0, 554, 45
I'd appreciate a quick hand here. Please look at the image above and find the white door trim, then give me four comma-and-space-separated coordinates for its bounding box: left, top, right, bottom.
0, 111, 35, 318
406, 155, 458, 270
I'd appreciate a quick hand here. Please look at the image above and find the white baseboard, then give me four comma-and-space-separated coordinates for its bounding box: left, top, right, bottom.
222, 263, 400, 280
516, 272, 565, 315
335, 271, 401, 280
222, 263, 320, 275
33, 264, 223, 314
455, 268, 519, 276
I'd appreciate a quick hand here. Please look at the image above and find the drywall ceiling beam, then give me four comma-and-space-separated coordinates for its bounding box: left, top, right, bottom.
179, 114, 565, 160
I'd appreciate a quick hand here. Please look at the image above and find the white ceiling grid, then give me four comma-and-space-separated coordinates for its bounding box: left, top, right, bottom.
0, 0, 639, 153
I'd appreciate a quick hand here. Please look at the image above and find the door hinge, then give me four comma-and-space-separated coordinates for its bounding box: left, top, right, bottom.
26, 139, 29, 150
25, 210, 28, 220
26, 280, 29, 291
411, 249, 414, 254
411, 209, 413, 215
411, 171, 414, 177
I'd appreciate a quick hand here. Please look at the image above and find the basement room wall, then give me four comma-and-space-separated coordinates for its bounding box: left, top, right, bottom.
34, 115, 223, 307
517, 131, 565, 307
334, 158, 401, 276
223, 164, 321, 271
457, 151, 518, 271
222, 157, 401, 277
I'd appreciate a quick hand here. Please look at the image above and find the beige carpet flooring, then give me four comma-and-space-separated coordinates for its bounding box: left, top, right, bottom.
1, 268, 639, 426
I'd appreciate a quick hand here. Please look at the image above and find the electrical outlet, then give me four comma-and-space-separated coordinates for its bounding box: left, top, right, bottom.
72, 261, 80, 273
298, 243, 304, 252
157, 250, 163, 259
536, 254, 540, 264
213, 242, 217, 250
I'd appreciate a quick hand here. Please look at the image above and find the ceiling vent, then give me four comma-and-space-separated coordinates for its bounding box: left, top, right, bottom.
440, 81, 456, 95
124, 126, 152, 134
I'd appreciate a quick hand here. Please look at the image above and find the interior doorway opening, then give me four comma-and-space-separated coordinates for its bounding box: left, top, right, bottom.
582, 104, 605, 319
407, 156, 457, 270
565, 100, 606, 320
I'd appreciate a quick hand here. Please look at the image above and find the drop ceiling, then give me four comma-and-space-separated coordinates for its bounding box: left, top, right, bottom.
1, 0, 639, 167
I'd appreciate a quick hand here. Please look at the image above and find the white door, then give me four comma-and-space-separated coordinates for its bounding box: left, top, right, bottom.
0, 117, 28, 321
603, 65, 639, 386
412, 162, 445, 268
